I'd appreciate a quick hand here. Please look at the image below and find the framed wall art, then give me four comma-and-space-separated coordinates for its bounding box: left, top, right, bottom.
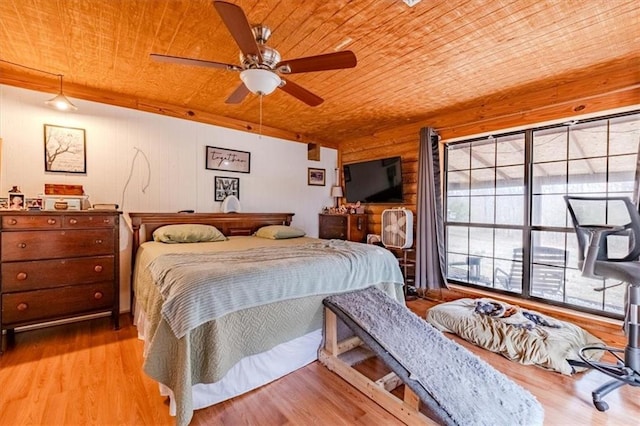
44, 124, 87, 173
206, 146, 250, 173
215, 176, 240, 201
308, 168, 326, 186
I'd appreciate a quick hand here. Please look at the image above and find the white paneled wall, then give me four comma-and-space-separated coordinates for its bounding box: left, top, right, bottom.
0, 85, 337, 311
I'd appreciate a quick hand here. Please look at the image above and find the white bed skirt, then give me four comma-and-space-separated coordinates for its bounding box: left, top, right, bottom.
134, 306, 321, 416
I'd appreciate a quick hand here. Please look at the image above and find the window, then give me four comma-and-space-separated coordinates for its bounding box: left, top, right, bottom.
444, 111, 640, 318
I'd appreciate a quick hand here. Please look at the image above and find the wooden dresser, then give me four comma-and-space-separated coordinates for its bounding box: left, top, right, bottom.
318, 213, 368, 242
0, 211, 120, 353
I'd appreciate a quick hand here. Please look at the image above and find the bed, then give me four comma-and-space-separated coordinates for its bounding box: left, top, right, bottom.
426, 298, 604, 375
128, 212, 405, 426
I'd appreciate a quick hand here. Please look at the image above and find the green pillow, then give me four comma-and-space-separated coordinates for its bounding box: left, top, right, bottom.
255, 225, 306, 240
153, 224, 227, 243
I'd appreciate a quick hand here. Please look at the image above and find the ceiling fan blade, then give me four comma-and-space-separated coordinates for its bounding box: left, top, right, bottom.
150, 53, 239, 70
277, 51, 357, 74
225, 83, 250, 104
213, 1, 263, 63
279, 78, 323, 107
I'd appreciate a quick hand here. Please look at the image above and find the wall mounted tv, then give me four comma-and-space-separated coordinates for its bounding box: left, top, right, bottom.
343, 156, 403, 203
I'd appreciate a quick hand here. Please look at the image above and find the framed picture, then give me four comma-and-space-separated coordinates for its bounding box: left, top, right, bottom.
26, 198, 43, 210
0, 197, 8, 210
8, 193, 25, 210
215, 176, 240, 201
308, 168, 326, 186
206, 146, 250, 173
44, 124, 87, 173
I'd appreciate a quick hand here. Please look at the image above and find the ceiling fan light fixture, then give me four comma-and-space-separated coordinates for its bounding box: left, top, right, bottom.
240, 68, 281, 96
44, 75, 78, 112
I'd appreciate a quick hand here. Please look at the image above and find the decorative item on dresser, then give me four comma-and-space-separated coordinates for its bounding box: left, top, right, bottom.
0, 210, 120, 354
318, 213, 368, 242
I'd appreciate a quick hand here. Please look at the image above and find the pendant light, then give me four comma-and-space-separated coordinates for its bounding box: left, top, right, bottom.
0, 59, 78, 112
45, 74, 78, 112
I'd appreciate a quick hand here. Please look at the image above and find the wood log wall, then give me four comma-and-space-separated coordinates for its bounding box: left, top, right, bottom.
339, 57, 640, 243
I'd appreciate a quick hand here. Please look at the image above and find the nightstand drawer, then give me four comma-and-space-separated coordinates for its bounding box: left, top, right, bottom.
2, 282, 114, 326
1, 229, 114, 261
64, 215, 117, 228
1, 256, 115, 292
2, 215, 62, 229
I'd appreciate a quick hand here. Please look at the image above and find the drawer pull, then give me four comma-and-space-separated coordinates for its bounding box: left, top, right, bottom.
95, 239, 103, 244
94, 265, 103, 273
16, 272, 28, 281
9, 218, 17, 225
17, 242, 27, 249
17, 302, 29, 311
94, 291, 103, 300
47, 218, 57, 225
69, 218, 78, 224
103, 219, 111, 224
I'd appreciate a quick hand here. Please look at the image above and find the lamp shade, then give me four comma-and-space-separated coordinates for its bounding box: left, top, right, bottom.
331, 186, 344, 197
45, 92, 78, 112
44, 75, 78, 112
240, 69, 281, 95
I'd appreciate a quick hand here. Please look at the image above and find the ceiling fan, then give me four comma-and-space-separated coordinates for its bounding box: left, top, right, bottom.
151, 1, 357, 107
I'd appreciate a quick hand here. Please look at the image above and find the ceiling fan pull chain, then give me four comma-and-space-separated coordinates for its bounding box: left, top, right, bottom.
259, 94, 263, 138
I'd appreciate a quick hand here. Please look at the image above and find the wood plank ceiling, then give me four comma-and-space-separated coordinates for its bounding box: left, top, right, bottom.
0, 0, 639, 147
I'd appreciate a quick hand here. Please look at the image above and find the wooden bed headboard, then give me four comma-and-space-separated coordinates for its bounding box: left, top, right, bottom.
128, 211, 294, 252
127, 212, 294, 315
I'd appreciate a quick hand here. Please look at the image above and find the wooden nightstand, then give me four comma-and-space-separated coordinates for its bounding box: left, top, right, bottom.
319, 213, 368, 242
0, 211, 120, 353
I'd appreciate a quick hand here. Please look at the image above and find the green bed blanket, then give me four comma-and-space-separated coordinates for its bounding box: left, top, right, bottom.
134, 237, 404, 426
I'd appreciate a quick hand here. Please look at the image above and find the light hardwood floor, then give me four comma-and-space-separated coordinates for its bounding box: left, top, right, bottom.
1, 300, 638, 425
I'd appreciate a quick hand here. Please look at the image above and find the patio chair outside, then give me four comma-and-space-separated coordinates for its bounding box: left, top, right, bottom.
495, 246, 567, 295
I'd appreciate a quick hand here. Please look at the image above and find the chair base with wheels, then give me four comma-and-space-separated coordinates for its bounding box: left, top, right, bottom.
565, 196, 640, 412
576, 282, 640, 411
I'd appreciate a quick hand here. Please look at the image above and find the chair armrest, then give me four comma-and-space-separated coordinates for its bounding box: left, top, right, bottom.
579, 224, 625, 279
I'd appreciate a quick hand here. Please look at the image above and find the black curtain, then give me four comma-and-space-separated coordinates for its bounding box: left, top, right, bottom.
415, 127, 448, 290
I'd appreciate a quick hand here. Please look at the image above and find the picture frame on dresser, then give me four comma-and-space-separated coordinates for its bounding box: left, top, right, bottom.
43, 124, 87, 173
8, 193, 24, 210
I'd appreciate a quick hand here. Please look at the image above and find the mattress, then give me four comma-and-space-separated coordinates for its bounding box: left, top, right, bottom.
426, 298, 604, 375
133, 236, 405, 426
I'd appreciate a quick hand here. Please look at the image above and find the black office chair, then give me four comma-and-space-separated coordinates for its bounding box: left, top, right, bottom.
564, 195, 640, 412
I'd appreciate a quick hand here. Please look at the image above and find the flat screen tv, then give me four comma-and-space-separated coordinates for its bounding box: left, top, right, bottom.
343, 156, 403, 203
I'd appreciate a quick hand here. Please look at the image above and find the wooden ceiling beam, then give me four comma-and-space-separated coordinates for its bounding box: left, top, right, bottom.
343, 56, 640, 149
0, 66, 338, 149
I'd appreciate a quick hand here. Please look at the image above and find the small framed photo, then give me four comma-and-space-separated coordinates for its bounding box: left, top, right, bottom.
26, 198, 43, 210
8, 193, 25, 210
44, 124, 87, 173
215, 176, 240, 201
0, 198, 8, 210
206, 146, 250, 173
308, 168, 326, 186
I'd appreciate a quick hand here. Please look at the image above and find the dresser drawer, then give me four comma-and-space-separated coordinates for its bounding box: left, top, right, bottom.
64, 215, 117, 228
2, 215, 62, 229
319, 215, 347, 239
1, 256, 114, 292
2, 282, 114, 326
1, 229, 115, 261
